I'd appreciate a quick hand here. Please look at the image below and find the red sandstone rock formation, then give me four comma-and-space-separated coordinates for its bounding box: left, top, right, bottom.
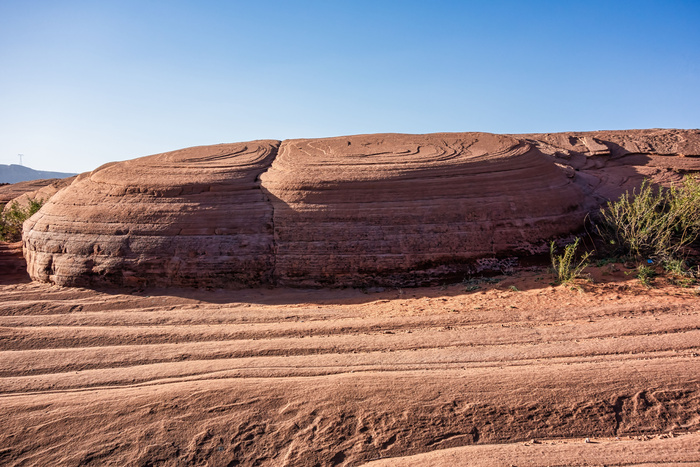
1, 177, 75, 215
0, 178, 71, 206
23, 142, 279, 287
21, 130, 700, 288
262, 132, 589, 286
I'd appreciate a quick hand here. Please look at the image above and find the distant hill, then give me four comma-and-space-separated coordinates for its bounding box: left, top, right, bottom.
0, 164, 77, 184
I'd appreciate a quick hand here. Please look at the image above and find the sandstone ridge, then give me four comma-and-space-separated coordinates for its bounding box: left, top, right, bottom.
22, 129, 700, 288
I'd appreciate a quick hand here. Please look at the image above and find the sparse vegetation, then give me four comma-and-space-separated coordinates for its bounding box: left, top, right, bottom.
594, 176, 700, 263
0, 198, 43, 242
550, 238, 591, 285
635, 264, 657, 288
662, 258, 687, 276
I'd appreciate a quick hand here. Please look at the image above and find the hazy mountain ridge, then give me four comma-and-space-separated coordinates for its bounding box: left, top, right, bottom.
0, 164, 76, 184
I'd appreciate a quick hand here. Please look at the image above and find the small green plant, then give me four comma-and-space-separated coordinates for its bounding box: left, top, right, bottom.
636, 264, 657, 288
550, 238, 591, 285
661, 258, 697, 287
509, 285, 520, 292
595, 176, 700, 261
0, 198, 44, 242
663, 258, 687, 276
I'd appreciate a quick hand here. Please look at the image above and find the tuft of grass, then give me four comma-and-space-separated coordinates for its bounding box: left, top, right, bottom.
636, 264, 657, 288
663, 258, 688, 276
662, 258, 698, 287
0, 198, 44, 242
550, 238, 591, 285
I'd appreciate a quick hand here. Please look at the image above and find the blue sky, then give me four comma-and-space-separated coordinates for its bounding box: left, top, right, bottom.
1, 0, 699, 173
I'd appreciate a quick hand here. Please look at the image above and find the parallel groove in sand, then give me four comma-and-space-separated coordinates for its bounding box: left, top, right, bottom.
1, 281, 699, 466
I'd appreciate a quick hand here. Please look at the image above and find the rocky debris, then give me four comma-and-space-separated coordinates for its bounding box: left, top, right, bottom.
21, 130, 700, 289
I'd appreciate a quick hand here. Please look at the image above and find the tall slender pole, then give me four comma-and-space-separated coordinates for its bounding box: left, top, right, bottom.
18, 154, 24, 166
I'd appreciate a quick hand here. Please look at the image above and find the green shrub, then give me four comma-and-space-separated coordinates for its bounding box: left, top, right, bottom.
663, 258, 687, 276
635, 264, 657, 288
550, 238, 591, 285
595, 175, 700, 261
0, 198, 44, 242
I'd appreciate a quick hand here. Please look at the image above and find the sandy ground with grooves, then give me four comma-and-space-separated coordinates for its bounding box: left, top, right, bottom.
1, 263, 699, 466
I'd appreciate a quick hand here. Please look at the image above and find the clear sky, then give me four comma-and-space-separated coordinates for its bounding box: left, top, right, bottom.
1, 0, 699, 173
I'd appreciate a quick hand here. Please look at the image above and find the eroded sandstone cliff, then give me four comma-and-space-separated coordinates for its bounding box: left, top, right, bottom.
21, 129, 700, 288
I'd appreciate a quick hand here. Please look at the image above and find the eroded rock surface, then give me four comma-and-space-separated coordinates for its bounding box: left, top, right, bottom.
518, 129, 700, 201
23, 142, 279, 287
262, 133, 589, 286
2, 177, 75, 215
0, 178, 71, 206
22, 130, 700, 288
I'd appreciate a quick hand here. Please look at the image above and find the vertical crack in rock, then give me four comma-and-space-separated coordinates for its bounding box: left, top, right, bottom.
611, 395, 628, 436
257, 144, 280, 286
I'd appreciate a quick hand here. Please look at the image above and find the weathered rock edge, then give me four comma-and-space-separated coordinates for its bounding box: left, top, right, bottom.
23, 141, 280, 288
22, 129, 700, 289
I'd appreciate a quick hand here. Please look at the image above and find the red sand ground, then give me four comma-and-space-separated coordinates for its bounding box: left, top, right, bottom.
1, 264, 699, 466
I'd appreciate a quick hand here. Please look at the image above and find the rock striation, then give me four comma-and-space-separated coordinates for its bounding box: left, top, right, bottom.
0, 179, 72, 206
23, 142, 279, 288
21, 129, 700, 289
262, 133, 590, 286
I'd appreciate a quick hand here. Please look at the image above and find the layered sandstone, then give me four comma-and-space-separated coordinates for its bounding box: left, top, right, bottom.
261, 133, 590, 286
2, 176, 75, 214
21, 130, 700, 288
0, 178, 70, 206
23, 141, 279, 287
518, 128, 700, 201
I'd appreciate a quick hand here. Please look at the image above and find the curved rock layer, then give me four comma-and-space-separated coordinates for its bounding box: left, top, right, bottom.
0, 178, 70, 205
2, 176, 75, 214
519, 129, 700, 201
23, 141, 279, 287
262, 133, 589, 286
22, 130, 700, 288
